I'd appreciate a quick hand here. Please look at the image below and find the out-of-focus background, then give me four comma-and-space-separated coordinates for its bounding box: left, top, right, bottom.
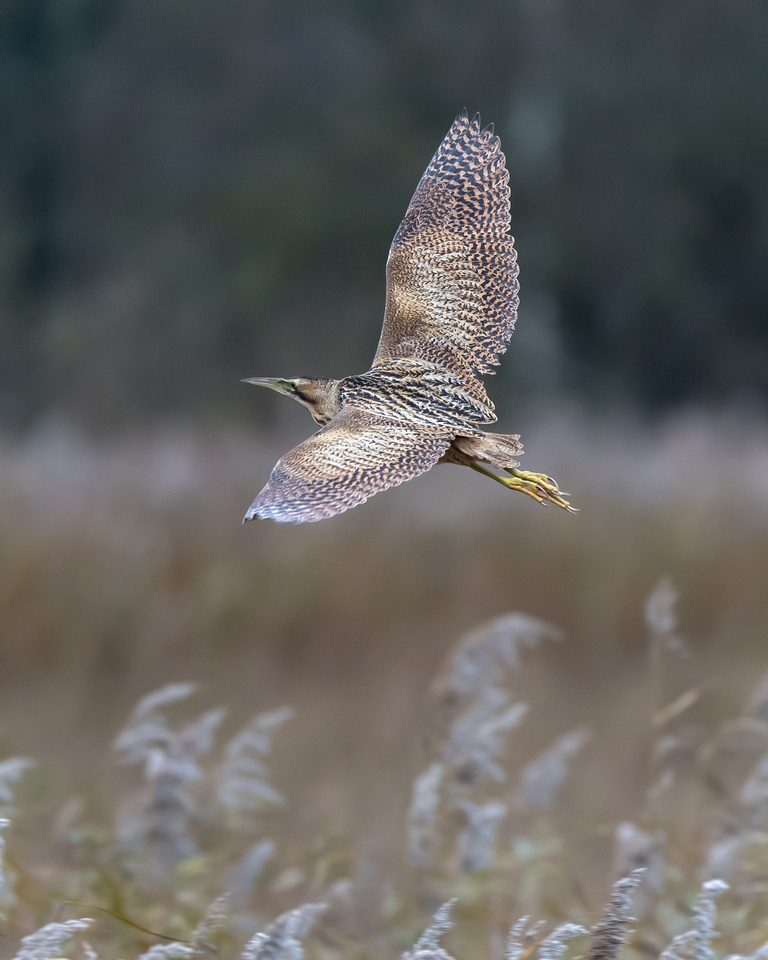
1, 0, 768, 888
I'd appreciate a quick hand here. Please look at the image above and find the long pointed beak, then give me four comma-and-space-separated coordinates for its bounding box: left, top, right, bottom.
241, 377, 295, 396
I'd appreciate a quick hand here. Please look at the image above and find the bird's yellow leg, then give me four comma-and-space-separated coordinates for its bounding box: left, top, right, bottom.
469, 462, 578, 512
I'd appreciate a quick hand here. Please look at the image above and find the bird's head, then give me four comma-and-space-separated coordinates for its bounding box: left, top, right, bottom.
242, 376, 341, 425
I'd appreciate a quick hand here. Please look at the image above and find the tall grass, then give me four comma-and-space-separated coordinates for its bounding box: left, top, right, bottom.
1, 414, 768, 956
0, 575, 767, 957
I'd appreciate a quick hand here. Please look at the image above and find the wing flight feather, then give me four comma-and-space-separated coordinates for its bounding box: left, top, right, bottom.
374, 112, 519, 384
244, 406, 453, 524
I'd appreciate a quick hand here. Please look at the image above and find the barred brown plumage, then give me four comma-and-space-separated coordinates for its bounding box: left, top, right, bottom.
242, 112, 576, 524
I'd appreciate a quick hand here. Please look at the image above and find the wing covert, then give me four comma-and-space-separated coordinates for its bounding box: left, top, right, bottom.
244, 406, 453, 524
374, 112, 519, 381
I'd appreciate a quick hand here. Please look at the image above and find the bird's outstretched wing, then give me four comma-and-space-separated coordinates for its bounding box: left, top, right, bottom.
244, 406, 453, 524
374, 112, 519, 384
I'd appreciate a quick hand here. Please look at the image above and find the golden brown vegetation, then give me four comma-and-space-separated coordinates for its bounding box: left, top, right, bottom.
0, 414, 767, 958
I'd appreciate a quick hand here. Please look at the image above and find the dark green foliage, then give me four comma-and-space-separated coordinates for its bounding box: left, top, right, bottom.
1, 0, 768, 429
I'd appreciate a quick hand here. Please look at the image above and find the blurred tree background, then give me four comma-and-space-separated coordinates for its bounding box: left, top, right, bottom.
2, 0, 767, 433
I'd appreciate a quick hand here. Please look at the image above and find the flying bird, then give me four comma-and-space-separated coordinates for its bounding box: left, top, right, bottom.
243, 112, 575, 524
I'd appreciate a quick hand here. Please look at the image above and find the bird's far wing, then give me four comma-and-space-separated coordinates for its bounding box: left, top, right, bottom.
244, 406, 453, 524
374, 112, 519, 381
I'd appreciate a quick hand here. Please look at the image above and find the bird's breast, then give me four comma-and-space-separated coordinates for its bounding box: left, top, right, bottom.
339, 363, 494, 432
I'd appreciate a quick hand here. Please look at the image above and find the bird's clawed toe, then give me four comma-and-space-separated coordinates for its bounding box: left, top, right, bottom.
467, 462, 578, 512
501, 468, 578, 512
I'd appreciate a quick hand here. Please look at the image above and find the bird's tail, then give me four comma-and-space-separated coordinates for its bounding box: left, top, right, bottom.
443, 432, 523, 469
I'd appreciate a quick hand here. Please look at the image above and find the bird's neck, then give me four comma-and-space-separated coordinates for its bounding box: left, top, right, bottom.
298, 378, 343, 425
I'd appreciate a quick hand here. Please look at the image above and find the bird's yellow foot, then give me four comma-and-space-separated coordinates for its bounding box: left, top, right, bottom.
502, 467, 578, 512
468, 462, 578, 512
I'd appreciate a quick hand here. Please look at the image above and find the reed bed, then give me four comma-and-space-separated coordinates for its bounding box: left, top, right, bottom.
0, 413, 767, 958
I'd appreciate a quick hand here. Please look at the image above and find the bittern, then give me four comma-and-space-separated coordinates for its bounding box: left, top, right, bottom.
243, 112, 575, 524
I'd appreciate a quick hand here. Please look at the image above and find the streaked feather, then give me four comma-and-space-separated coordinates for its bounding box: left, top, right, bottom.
245, 406, 453, 524
341, 359, 495, 431
374, 111, 518, 385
